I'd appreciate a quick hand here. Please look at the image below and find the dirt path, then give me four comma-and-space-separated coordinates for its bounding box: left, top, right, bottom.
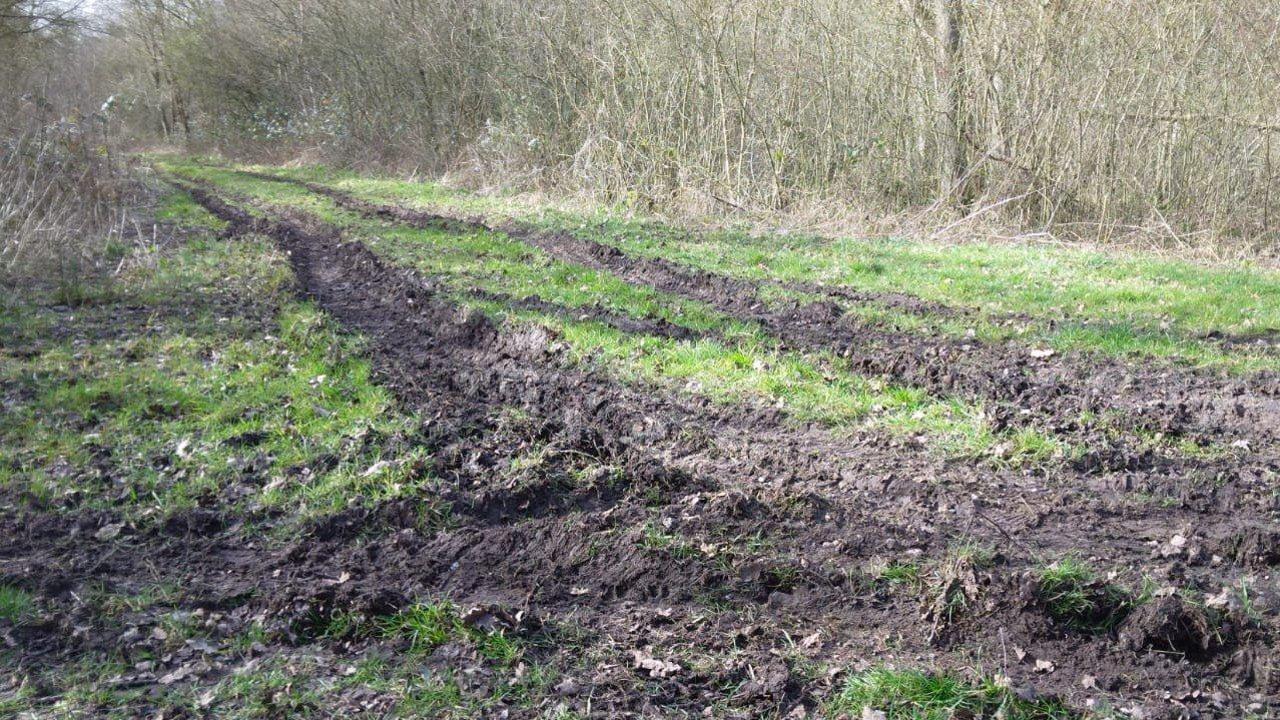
236, 170, 1280, 472
86, 179, 1270, 717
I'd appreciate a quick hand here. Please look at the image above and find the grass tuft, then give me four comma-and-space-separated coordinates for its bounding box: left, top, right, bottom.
380, 602, 524, 663
1035, 557, 1134, 630
878, 561, 922, 588
0, 584, 36, 624
828, 667, 1076, 720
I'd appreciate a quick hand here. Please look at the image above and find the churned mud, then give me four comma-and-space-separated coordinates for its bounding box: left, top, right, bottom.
3, 178, 1278, 718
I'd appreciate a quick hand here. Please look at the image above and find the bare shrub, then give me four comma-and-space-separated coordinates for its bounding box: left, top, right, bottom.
87, 0, 1280, 248
0, 116, 133, 301
2, 3, 142, 301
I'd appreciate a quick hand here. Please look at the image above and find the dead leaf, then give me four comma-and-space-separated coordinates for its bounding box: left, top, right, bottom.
1205, 587, 1237, 611
95, 523, 123, 541
631, 649, 681, 678
361, 460, 391, 478
186, 638, 218, 653
157, 666, 191, 685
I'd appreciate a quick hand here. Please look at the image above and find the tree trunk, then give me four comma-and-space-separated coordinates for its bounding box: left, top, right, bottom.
935, 0, 968, 205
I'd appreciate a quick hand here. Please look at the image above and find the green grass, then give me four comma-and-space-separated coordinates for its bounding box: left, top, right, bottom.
155, 187, 228, 231
381, 602, 459, 652
878, 561, 922, 588
640, 521, 701, 560
156, 158, 1065, 464
876, 544, 998, 626
1035, 557, 1134, 631
0, 201, 426, 525
318, 600, 526, 666
0, 189, 549, 715
827, 667, 1076, 719
214, 157, 1280, 374
385, 602, 523, 663
0, 584, 35, 624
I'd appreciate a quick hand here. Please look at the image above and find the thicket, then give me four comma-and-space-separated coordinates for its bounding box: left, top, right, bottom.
11, 1, 1280, 248
2, 2, 135, 297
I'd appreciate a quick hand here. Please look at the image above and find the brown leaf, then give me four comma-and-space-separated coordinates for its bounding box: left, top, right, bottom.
631, 649, 681, 678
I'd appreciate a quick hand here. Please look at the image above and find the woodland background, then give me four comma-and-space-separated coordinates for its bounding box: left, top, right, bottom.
5, 0, 1280, 284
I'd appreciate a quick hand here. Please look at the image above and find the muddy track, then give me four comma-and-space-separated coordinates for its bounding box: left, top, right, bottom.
232, 171, 1280, 466
175, 175, 1280, 549
71, 179, 1269, 717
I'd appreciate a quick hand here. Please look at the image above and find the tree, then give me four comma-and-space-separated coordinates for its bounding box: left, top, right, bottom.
1, 0, 82, 40
934, 0, 969, 205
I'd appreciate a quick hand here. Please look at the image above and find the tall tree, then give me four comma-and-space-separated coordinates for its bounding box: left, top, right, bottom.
934, 0, 968, 205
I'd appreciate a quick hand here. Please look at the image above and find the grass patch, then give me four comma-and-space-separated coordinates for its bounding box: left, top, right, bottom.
1035, 557, 1135, 631
0, 194, 427, 525
321, 601, 527, 666
878, 561, 922, 588
828, 666, 1076, 719
640, 521, 701, 560
0, 584, 35, 624
155, 187, 226, 230
387, 603, 523, 663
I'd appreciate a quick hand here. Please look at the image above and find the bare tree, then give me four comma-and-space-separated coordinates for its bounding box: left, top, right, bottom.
63, 0, 1280, 246
933, 0, 968, 206
1, 0, 83, 40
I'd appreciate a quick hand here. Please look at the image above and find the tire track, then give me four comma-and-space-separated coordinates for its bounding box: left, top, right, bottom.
232, 170, 1280, 469
159, 179, 1280, 717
